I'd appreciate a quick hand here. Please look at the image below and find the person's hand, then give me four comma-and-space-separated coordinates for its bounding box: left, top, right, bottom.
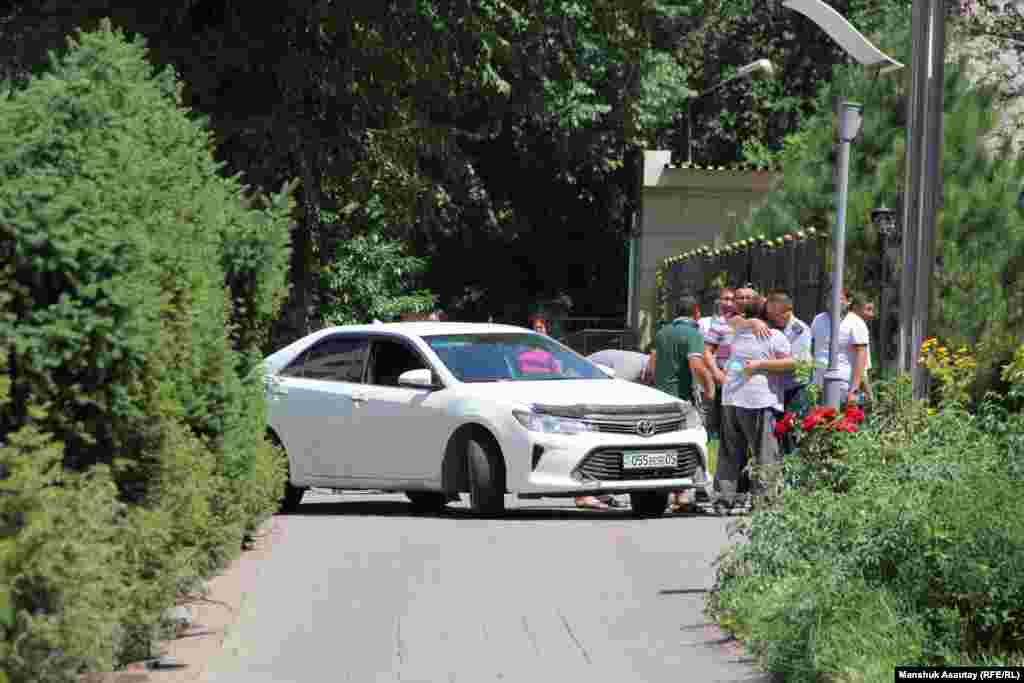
742, 360, 761, 378
751, 318, 772, 339
846, 389, 860, 405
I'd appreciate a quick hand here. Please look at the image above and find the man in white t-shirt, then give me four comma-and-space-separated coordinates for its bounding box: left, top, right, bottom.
810, 289, 870, 405
852, 298, 876, 401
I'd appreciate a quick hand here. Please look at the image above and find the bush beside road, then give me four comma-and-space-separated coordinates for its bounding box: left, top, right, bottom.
0, 24, 292, 682
708, 360, 1024, 681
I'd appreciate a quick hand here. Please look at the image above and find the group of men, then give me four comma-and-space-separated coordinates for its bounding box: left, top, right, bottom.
636, 284, 874, 513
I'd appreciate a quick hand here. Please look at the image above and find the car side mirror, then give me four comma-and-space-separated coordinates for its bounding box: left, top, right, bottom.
398, 368, 439, 390
594, 363, 616, 378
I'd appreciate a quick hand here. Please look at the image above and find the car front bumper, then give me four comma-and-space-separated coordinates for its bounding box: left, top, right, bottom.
508, 427, 711, 496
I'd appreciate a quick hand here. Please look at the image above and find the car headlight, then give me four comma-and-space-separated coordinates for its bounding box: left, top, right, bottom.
513, 411, 595, 435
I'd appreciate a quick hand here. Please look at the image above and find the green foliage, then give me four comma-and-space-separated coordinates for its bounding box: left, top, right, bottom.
735, 19, 1024, 390
709, 372, 1024, 679
0, 23, 291, 678
321, 231, 437, 325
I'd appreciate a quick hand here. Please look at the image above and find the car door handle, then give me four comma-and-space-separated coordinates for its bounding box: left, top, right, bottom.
351, 392, 367, 404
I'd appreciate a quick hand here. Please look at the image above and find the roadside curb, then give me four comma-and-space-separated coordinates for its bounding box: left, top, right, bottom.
82, 515, 285, 683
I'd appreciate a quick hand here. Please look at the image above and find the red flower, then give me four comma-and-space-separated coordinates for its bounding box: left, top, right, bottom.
845, 405, 865, 425
773, 411, 796, 438
801, 407, 837, 431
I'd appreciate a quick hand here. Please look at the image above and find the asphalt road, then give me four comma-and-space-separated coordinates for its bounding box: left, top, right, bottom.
205, 491, 768, 683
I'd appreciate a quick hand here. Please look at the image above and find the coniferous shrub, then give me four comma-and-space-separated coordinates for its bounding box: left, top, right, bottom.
0, 22, 291, 679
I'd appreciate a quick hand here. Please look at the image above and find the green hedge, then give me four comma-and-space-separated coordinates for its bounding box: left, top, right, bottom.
708, 377, 1024, 680
0, 23, 292, 681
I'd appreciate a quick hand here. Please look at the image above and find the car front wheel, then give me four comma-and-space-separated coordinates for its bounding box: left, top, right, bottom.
467, 437, 504, 516
630, 491, 669, 518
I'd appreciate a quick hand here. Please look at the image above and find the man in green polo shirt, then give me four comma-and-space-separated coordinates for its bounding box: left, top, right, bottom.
646, 294, 714, 513
649, 294, 715, 403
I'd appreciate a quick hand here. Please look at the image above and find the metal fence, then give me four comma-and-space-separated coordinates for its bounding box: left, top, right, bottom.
658, 232, 831, 325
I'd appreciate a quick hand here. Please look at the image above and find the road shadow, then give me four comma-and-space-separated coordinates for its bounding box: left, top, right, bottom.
278, 499, 716, 522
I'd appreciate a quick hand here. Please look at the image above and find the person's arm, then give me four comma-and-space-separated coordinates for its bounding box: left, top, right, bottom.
689, 355, 715, 399
643, 350, 656, 384
848, 345, 868, 402
847, 316, 870, 403
726, 315, 772, 339
687, 331, 714, 399
744, 357, 796, 374
704, 343, 726, 385
744, 333, 794, 376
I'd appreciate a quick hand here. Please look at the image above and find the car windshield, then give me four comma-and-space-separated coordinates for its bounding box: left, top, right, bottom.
423, 333, 609, 383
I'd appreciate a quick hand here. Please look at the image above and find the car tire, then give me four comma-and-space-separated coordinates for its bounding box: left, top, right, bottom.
467, 437, 504, 516
630, 491, 669, 518
270, 432, 306, 514
406, 491, 449, 513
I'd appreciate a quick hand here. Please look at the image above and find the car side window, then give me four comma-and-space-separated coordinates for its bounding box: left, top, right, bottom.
282, 336, 369, 382
367, 339, 429, 387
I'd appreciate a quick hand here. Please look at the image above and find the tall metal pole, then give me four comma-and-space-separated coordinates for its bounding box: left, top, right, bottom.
823, 101, 863, 410
899, 0, 946, 398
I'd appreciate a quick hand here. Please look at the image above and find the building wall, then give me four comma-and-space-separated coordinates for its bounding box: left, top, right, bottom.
631, 151, 778, 350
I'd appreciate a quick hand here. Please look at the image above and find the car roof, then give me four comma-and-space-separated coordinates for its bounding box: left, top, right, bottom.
317, 322, 531, 337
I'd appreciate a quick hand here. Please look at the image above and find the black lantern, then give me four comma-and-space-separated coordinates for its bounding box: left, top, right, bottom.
872, 205, 899, 243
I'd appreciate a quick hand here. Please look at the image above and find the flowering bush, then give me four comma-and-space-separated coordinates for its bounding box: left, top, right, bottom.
773, 404, 867, 494
919, 337, 977, 406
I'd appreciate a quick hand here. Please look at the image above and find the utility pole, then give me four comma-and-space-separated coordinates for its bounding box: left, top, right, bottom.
898, 0, 946, 400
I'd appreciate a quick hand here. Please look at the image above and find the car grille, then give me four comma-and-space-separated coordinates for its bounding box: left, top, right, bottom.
573, 444, 702, 481
587, 417, 684, 435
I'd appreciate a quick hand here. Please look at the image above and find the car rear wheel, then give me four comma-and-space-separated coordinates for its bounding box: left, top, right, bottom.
630, 491, 669, 518
406, 491, 449, 513
467, 437, 504, 516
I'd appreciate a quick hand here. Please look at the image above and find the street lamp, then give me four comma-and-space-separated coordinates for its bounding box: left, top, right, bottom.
686, 58, 775, 165
822, 102, 864, 408
781, 0, 904, 409
872, 205, 899, 242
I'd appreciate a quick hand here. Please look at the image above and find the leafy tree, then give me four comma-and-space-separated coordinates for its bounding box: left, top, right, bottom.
321, 231, 437, 325
732, 14, 1024, 390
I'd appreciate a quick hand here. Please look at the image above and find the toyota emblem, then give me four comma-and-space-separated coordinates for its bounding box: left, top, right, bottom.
636, 420, 655, 437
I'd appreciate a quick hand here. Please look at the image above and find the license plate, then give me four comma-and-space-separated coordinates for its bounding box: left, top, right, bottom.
622, 452, 678, 470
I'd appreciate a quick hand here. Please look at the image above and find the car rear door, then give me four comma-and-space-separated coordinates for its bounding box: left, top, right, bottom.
356, 336, 452, 481
270, 334, 371, 483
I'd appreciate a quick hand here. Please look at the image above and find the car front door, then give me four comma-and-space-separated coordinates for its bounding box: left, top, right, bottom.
356, 336, 452, 481
271, 334, 371, 483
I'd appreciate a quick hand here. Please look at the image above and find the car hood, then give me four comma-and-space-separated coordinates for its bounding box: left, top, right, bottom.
452, 379, 686, 412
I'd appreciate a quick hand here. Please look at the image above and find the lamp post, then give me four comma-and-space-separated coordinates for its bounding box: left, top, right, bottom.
822, 101, 864, 408
873, 205, 899, 372
686, 58, 775, 165
781, 0, 904, 409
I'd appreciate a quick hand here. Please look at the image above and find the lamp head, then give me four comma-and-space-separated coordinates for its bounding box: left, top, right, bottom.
737, 58, 775, 80
837, 101, 863, 142
872, 205, 898, 239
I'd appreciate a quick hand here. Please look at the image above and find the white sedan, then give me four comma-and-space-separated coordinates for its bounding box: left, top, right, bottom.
263, 322, 709, 517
